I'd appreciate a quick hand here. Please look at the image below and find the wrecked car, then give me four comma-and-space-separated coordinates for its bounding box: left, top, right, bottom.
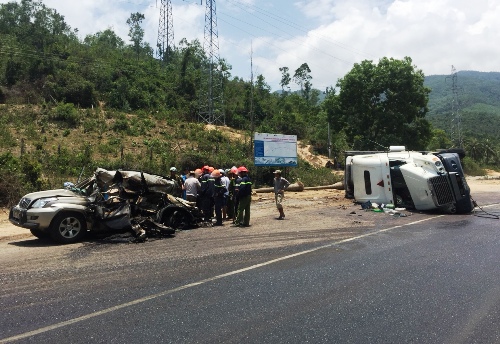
9, 168, 204, 244
344, 146, 474, 214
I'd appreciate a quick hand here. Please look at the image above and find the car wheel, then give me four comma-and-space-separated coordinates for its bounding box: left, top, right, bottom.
30, 228, 49, 240
169, 210, 190, 230
49, 213, 87, 244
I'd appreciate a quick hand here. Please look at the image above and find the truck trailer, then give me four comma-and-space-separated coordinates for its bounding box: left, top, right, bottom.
344, 146, 474, 214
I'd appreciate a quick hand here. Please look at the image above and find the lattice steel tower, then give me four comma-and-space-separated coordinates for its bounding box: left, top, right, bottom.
156, 0, 174, 64
449, 65, 463, 148
198, 0, 225, 125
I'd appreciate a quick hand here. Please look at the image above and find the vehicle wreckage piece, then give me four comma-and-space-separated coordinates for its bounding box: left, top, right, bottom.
344, 147, 474, 214
9, 168, 204, 243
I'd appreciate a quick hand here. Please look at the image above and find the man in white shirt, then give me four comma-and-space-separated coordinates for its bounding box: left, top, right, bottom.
183, 171, 201, 203
220, 169, 230, 220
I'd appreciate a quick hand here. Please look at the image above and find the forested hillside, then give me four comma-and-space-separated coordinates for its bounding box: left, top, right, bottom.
426, 71, 500, 139
0, 0, 496, 206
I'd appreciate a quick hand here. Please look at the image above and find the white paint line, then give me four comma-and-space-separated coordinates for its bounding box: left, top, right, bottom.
0, 213, 461, 343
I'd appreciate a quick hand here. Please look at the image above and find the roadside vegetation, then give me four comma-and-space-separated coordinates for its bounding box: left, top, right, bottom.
0, 0, 496, 207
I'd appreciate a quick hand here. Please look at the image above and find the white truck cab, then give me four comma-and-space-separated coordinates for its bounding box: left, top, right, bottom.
344, 146, 473, 214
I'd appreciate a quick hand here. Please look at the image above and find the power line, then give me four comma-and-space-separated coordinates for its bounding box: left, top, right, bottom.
223, 0, 376, 60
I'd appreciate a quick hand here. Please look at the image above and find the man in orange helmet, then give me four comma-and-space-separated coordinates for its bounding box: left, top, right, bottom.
212, 169, 226, 226
199, 165, 215, 223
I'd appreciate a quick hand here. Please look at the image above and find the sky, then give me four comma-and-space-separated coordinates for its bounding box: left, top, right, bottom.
1, 0, 499, 91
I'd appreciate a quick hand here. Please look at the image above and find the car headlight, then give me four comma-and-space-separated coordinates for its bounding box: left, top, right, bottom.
31, 197, 58, 208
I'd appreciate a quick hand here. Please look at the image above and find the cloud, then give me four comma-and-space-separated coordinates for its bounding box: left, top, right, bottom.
41, 0, 132, 40
1, 0, 499, 91
252, 0, 500, 90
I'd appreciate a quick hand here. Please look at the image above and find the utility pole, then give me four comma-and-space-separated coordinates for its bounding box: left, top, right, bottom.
156, 0, 174, 64
327, 122, 331, 159
198, 0, 225, 125
250, 41, 254, 153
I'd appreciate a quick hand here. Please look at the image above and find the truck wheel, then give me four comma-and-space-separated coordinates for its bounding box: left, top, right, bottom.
49, 213, 87, 244
30, 228, 49, 240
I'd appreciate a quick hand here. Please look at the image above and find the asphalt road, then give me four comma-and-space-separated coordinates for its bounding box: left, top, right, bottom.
1, 193, 500, 343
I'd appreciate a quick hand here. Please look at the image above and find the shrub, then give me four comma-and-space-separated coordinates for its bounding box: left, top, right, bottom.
462, 157, 486, 176
50, 103, 79, 127
112, 118, 129, 132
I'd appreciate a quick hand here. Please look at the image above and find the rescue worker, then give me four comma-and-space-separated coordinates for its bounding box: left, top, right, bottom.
227, 166, 238, 221
232, 166, 252, 227
198, 165, 215, 222
273, 170, 290, 220
212, 169, 227, 226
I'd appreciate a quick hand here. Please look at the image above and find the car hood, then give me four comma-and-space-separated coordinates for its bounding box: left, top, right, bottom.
23, 189, 87, 200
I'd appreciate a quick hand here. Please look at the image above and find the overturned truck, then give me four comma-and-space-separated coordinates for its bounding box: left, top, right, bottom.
344, 147, 474, 214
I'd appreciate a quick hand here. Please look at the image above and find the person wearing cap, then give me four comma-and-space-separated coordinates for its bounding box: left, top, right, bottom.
212, 169, 226, 226
169, 167, 184, 197
273, 170, 290, 220
232, 166, 252, 227
184, 170, 201, 203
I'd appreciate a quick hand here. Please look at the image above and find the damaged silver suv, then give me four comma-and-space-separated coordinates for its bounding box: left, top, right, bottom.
9, 168, 204, 244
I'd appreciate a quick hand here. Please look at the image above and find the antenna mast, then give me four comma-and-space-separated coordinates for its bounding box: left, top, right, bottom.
198, 0, 225, 125
156, 0, 174, 64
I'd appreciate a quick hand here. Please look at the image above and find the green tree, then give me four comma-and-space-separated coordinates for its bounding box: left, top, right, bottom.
279, 66, 291, 93
126, 12, 145, 60
293, 63, 312, 100
333, 57, 432, 150
427, 128, 452, 150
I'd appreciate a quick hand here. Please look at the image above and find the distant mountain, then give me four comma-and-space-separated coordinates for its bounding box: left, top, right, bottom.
425, 71, 500, 138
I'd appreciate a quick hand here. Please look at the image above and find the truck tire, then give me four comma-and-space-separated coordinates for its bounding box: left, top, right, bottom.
49, 212, 87, 244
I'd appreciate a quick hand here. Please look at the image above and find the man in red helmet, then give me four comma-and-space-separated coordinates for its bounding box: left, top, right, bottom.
232, 166, 252, 227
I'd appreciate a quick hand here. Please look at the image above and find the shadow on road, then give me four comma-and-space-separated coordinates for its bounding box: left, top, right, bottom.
7, 229, 176, 247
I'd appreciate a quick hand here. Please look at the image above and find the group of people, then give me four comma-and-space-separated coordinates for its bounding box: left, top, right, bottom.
168, 166, 291, 227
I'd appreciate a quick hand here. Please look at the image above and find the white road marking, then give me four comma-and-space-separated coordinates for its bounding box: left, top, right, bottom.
1, 212, 484, 343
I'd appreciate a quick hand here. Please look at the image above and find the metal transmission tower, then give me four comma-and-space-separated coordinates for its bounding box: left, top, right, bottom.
198, 0, 225, 125
448, 65, 463, 148
156, 0, 174, 64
